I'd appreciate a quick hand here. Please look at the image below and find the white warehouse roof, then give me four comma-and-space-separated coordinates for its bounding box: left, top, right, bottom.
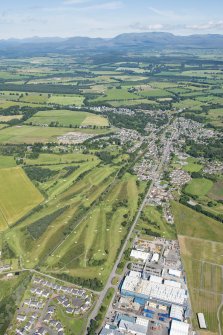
151, 253, 159, 262
164, 280, 181, 289
170, 304, 184, 321
169, 269, 182, 278
136, 317, 149, 327
129, 271, 141, 278
119, 320, 148, 335
197, 313, 207, 329
149, 275, 163, 284
170, 320, 189, 335
121, 275, 186, 305
130, 250, 149, 263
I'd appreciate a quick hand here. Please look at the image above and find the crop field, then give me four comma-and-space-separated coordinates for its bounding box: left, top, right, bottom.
179, 236, 223, 333
0, 167, 44, 229
172, 201, 223, 242
184, 178, 213, 197
26, 110, 109, 127
174, 198, 223, 333
0, 115, 22, 122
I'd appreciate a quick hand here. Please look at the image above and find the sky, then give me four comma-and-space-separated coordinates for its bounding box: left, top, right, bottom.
0, 0, 223, 39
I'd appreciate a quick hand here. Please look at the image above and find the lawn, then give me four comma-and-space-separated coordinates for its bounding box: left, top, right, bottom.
26, 110, 108, 127
182, 158, 203, 173
0, 167, 44, 229
185, 178, 213, 197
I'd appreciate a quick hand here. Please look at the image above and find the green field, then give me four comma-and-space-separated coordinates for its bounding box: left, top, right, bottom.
48, 95, 84, 106
0, 155, 17, 168
208, 180, 223, 200
174, 200, 223, 333
0, 125, 109, 144
185, 178, 213, 197
0, 167, 44, 229
182, 158, 203, 173
172, 201, 223, 242
26, 110, 109, 127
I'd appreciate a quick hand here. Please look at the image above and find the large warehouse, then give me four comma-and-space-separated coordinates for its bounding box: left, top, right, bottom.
121, 274, 187, 306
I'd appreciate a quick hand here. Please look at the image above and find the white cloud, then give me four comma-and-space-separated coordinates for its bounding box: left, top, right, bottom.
187, 21, 223, 31
130, 22, 164, 31
63, 0, 90, 4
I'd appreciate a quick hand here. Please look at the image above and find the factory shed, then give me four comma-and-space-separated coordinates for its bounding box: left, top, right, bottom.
170, 320, 189, 335
197, 313, 207, 329
170, 304, 184, 321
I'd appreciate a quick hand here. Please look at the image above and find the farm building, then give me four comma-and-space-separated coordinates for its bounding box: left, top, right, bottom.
197, 313, 207, 329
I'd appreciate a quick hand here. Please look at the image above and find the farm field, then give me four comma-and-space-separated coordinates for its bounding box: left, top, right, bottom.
26, 110, 109, 127
172, 201, 223, 243
0, 167, 44, 229
173, 199, 223, 333
0, 115, 22, 122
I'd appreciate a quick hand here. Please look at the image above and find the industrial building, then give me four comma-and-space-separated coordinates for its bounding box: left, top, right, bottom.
170, 320, 189, 335
121, 274, 187, 306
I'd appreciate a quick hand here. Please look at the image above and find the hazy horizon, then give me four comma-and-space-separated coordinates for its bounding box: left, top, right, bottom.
1, 0, 223, 39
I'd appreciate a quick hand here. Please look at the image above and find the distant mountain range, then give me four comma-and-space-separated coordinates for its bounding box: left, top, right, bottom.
1, 32, 223, 55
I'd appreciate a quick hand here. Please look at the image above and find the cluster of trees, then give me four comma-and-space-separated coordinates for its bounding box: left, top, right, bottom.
55, 273, 103, 291
180, 195, 223, 223
0, 83, 80, 95
24, 166, 58, 183
105, 111, 168, 134
26, 206, 69, 240
186, 138, 223, 161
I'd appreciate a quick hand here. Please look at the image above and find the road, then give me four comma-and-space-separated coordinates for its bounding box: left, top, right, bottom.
85, 130, 173, 333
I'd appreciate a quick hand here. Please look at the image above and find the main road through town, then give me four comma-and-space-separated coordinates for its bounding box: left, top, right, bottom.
85, 128, 175, 334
